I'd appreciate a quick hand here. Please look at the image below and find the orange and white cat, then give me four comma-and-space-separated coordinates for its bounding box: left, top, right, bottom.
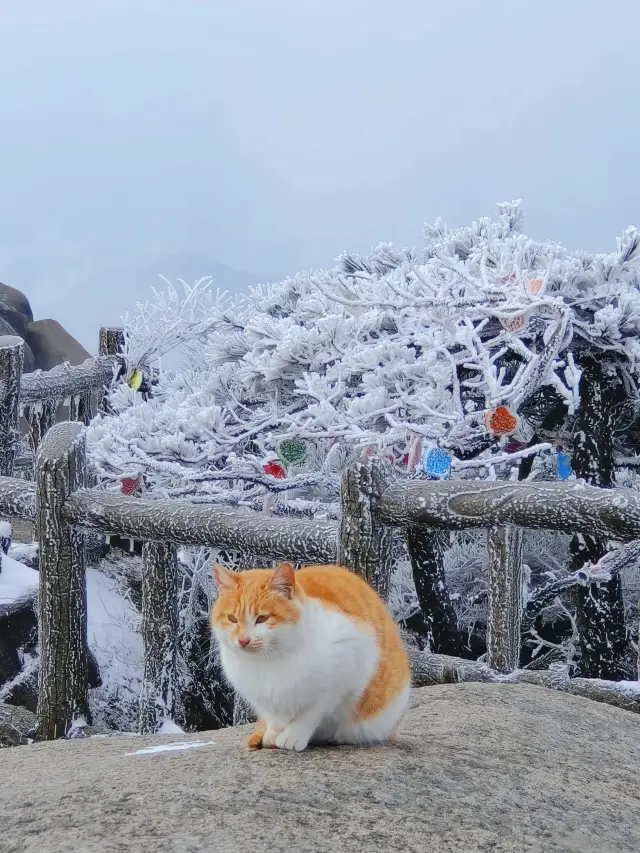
211, 562, 411, 751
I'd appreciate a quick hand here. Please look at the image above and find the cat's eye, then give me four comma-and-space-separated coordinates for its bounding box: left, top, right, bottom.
228, 614, 238, 623
255, 614, 269, 624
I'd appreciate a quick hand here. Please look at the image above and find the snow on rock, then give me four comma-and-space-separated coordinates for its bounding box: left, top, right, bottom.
7, 542, 38, 568
611, 679, 640, 698
0, 554, 38, 605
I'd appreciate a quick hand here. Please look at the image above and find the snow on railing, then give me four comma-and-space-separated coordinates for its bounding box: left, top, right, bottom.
20, 355, 118, 404
0, 422, 638, 741
0, 326, 124, 472
62, 490, 337, 563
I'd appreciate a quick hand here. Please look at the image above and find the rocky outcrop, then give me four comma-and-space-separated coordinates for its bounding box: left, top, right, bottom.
0, 283, 34, 371
26, 318, 91, 371
0, 702, 35, 747
0, 316, 34, 372
0, 308, 29, 342
0, 282, 88, 373
0, 684, 638, 853
0, 283, 33, 322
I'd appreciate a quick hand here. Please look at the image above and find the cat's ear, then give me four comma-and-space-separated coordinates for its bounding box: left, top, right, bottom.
270, 562, 295, 599
213, 564, 238, 591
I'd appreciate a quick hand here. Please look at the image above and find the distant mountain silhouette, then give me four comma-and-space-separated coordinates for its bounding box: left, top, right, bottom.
63, 252, 265, 350
139, 252, 263, 296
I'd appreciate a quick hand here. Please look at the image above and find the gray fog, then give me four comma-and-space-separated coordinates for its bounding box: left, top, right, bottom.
0, 0, 638, 350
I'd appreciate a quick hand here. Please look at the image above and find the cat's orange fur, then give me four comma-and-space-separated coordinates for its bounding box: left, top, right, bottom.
211, 563, 411, 749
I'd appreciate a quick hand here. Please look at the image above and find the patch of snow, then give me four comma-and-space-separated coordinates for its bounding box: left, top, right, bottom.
0, 553, 38, 604
586, 678, 640, 698
65, 716, 89, 739
157, 719, 185, 734
0, 520, 12, 539
8, 541, 38, 566
87, 567, 143, 731
0, 649, 38, 703
126, 740, 215, 756
615, 680, 640, 698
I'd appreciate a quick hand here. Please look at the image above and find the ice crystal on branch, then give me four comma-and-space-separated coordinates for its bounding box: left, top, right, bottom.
121, 277, 234, 375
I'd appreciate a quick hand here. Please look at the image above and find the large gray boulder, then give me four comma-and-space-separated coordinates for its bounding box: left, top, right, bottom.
0, 282, 33, 357
0, 305, 29, 340
0, 313, 35, 372
26, 318, 90, 371
0, 285, 89, 376
0, 283, 33, 322
0, 683, 638, 852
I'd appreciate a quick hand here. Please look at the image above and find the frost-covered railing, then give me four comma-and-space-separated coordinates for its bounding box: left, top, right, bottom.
0, 327, 124, 475
0, 426, 638, 740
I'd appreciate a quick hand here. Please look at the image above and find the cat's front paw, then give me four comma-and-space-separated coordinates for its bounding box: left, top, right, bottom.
275, 726, 311, 752
261, 724, 281, 748
247, 721, 266, 750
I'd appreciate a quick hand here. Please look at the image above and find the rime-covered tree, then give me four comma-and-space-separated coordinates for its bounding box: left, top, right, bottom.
88, 201, 640, 680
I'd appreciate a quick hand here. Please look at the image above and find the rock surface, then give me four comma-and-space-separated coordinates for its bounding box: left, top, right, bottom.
0, 316, 35, 371
0, 283, 33, 322
0, 683, 638, 853
0, 306, 30, 341
0, 702, 36, 747
0, 282, 35, 371
25, 318, 91, 371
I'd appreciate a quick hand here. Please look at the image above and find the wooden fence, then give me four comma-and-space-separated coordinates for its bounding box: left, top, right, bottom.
0, 326, 125, 477
0, 330, 638, 740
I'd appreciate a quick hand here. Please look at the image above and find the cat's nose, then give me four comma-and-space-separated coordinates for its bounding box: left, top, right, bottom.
238, 636, 251, 648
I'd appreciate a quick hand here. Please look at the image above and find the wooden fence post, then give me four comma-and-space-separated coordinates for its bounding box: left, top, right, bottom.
139, 541, 179, 734
97, 326, 125, 415
0, 335, 24, 478
486, 525, 524, 673
35, 421, 90, 739
338, 458, 394, 602
405, 527, 462, 655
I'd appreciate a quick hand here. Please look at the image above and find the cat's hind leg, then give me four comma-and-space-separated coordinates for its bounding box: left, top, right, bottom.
334, 685, 410, 746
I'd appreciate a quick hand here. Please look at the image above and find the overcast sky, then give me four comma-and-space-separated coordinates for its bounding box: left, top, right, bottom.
1, 0, 639, 349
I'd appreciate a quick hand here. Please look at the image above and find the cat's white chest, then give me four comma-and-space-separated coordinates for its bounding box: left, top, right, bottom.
217, 600, 378, 727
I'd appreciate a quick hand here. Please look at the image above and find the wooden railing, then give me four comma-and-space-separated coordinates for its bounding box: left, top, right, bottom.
0, 326, 125, 477
0, 425, 638, 740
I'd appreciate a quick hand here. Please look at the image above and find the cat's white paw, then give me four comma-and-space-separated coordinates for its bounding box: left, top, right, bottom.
262, 725, 280, 748
275, 726, 311, 752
